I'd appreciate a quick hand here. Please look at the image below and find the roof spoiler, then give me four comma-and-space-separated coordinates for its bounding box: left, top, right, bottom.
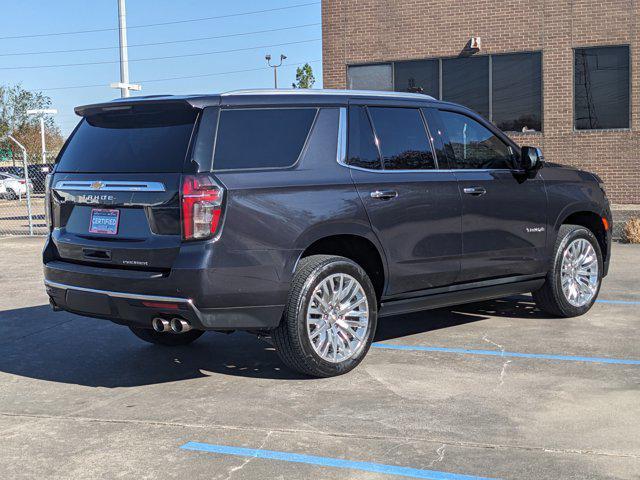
74, 95, 220, 117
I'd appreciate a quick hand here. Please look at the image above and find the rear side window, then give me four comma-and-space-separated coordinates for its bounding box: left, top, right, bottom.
213, 108, 316, 170
57, 106, 198, 173
368, 107, 435, 170
347, 106, 382, 170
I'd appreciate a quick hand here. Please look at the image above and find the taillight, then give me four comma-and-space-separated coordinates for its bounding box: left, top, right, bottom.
44, 174, 52, 230
181, 174, 224, 240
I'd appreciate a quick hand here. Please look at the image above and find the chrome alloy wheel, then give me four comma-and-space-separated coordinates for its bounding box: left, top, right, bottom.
560, 238, 599, 307
306, 273, 370, 363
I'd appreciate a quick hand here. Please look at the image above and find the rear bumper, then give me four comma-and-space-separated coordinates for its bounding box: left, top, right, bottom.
44, 275, 284, 332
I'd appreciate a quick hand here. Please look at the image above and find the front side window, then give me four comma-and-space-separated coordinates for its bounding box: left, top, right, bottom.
574, 46, 629, 130
347, 64, 393, 91
368, 107, 435, 170
439, 110, 513, 169
213, 108, 316, 170
347, 106, 382, 170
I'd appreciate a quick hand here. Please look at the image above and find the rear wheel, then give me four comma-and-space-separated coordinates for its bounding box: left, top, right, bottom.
128, 326, 204, 346
6, 189, 17, 200
532, 224, 602, 317
272, 255, 377, 377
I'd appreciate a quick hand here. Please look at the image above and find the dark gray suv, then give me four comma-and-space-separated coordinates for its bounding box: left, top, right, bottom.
43, 89, 612, 377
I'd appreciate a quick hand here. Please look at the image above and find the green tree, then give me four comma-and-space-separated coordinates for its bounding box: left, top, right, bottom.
0, 84, 64, 164
292, 63, 315, 89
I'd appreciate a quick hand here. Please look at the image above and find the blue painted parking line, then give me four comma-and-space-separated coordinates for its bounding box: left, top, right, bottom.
595, 299, 640, 305
181, 442, 500, 480
507, 295, 640, 306
372, 344, 640, 365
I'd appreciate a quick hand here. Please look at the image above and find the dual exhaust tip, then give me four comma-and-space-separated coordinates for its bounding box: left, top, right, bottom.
152, 317, 192, 334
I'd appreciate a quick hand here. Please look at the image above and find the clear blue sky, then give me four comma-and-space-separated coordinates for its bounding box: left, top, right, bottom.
1, 0, 322, 135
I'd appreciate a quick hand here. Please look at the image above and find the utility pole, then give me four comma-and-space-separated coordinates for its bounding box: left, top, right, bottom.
110, 0, 141, 96
265, 54, 287, 88
26, 109, 57, 164
117, 0, 130, 98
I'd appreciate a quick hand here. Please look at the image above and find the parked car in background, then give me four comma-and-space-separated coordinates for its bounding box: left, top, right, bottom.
0, 172, 32, 199
0, 164, 54, 193
43, 89, 611, 377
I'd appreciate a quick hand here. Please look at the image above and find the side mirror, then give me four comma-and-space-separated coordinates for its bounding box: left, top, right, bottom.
520, 146, 544, 172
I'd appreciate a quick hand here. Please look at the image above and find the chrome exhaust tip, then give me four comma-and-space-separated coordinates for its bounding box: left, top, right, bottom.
152, 317, 170, 333
170, 318, 192, 334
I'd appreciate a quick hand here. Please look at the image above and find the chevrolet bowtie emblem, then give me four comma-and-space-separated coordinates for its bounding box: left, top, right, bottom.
90, 181, 104, 190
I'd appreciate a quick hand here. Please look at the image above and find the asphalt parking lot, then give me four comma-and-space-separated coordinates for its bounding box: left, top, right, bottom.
0, 237, 638, 479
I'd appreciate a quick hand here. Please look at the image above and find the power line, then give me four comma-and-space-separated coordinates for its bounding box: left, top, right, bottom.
0, 23, 321, 57
40, 59, 322, 91
0, 38, 321, 71
0, 2, 320, 41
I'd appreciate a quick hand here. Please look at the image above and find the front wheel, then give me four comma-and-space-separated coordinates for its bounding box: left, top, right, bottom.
272, 255, 378, 377
532, 224, 603, 317
129, 326, 204, 346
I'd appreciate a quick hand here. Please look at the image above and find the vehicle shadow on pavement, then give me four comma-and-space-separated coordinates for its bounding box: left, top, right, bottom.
0, 296, 547, 386
375, 295, 549, 342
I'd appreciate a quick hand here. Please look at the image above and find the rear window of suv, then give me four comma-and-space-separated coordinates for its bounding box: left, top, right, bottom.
213, 108, 317, 170
56, 105, 198, 173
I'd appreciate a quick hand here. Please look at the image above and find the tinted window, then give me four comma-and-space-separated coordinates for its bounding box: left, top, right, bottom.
57, 106, 197, 173
214, 108, 316, 170
492, 52, 542, 132
575, 46, 629, 129
394, 59, 439, 96
440, 111, 513, 169
442, 56, 489, 118
348, 64, 393, 91
368, 107, 435, 170
347, 106, 381, 170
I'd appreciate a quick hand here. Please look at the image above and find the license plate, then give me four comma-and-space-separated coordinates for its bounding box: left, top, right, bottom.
89, 209, 120, 235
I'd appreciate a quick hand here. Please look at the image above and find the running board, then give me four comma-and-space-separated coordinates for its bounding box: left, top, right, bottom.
378, 278, 545, 317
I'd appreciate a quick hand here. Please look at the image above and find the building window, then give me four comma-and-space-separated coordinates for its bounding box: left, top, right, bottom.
492, 52, 542, 132
394, 59, 439, 96
347, 64, 393, 91
351, 52, 544, 132
442, 56, 490, 119
574, 46, 629, 130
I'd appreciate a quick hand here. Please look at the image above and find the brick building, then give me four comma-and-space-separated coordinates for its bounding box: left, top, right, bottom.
321, 0, 640, 205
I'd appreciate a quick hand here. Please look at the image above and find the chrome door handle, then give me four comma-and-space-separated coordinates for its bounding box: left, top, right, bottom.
370, 190, 398, 200
463, 186, 487, 196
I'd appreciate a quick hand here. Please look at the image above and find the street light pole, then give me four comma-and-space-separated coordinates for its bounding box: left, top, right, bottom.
26, 108, 57, 164
265, 54, 287, 89
6, 135, 33, 235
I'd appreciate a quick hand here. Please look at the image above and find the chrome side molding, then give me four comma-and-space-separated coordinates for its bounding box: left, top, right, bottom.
54, 180, 166, 192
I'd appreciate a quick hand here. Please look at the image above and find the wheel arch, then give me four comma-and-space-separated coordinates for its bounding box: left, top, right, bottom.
556, 206, 608, 263
293, 232, 387, 302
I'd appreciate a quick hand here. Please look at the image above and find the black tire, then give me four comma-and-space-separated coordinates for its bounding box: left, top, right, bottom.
6, 189, 17, 200
532, 224, 603, 317
272, 255, 378, 378
128, 326, 204, 346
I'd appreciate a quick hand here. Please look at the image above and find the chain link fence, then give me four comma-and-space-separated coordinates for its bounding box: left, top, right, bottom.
0, 155, 51, 236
